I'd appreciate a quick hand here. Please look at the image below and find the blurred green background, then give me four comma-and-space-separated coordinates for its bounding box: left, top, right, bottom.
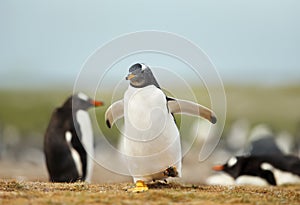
0, 85, 299, 145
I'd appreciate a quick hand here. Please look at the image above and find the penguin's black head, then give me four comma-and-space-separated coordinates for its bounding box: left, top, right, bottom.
212, 156, 244, 179
63, 93, 103, 111
126, 63, 160, 88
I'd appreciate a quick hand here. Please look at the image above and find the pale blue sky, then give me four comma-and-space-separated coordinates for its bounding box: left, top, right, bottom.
0, 0, 299, 89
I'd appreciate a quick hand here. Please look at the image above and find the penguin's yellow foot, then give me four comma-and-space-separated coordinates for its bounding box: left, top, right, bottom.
127, 180, 149, 193
163, 166, 178, 177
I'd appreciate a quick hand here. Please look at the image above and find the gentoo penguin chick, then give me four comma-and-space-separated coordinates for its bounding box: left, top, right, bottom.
212, 155, 300, 186
105, 63, 217, 192
44, 93, 103, 183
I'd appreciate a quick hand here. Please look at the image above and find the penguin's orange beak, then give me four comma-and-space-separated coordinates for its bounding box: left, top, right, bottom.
90, 100, 103, 107
212, 165, 224, 171
126, 73, 135, 80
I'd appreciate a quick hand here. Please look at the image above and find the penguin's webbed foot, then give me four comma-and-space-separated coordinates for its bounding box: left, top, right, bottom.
127, 180, 149, 193
163, 166, 178, 177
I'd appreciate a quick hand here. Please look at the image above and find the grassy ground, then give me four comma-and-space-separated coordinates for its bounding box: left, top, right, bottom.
0, 180, 299, 205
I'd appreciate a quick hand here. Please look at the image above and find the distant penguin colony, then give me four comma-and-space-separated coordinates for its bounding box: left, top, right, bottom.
44, 93, 103, 183
105, 63, 217, 192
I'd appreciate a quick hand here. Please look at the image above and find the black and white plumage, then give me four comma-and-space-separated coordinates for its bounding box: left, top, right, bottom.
210, 126, 300, 186
212, 155, 300, 186
105, 63, 217, 191
44, 93, 103, 183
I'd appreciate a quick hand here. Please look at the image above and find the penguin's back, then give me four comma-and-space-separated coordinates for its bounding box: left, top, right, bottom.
44, 108, 80, 182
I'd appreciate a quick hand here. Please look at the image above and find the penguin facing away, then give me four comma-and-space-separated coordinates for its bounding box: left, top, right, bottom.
105, 63, 217, 192
44, 93, 103, 183
212, 155, 300, 186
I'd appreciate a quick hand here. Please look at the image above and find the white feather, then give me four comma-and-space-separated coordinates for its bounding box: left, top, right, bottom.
65, 131, 83, 177
76, 110, 94, 183
206, 174, 269, 186
261, 162, 274, 171
261, 162, 300, 185
236, 175, 269, 186
123, 85, 182, 182
206, 174, 235, 185
77, 92, 89, 101
273, 169, 300, 185
140, 63, 147, 70
227, 157, 238, 167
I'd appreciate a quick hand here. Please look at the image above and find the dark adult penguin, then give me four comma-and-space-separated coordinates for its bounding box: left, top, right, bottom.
249, 137, 283, 156
105, 63, 217, 192
246, 124, 283, 156
212, 155, 300, 185
44, 93, 103, 183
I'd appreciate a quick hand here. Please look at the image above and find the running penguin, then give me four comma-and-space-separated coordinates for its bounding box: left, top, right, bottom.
105, 63, 217, 192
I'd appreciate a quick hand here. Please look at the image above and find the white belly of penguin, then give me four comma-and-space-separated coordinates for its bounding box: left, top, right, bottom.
76, 110, 94, 183
123, 85, 182, 182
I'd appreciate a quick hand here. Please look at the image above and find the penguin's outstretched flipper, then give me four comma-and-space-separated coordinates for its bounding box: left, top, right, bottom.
167, 97, 217, 124
105, 100, 124, 128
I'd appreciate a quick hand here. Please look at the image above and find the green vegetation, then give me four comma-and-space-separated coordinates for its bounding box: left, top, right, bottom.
224, 85, 300, 134
0, 90, 70, 134
0, 85, 299, 143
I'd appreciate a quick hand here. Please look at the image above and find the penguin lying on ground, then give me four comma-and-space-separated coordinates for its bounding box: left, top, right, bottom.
105, 63, 217, 192
212, 154, 300, 185
44, 93, 103, 183
208, 123, 300, 186
212, 134, 300, 186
